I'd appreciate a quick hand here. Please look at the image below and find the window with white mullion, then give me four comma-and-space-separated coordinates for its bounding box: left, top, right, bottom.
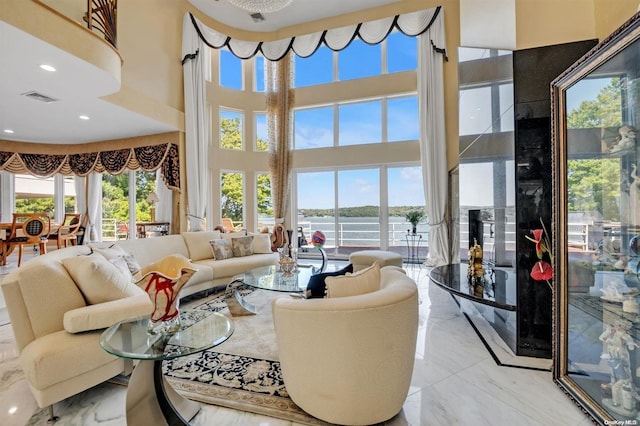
381, 97, 389, 143
381, 37, 388, 75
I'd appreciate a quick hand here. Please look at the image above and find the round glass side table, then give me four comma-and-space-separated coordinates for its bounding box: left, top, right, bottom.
100, 311, 234, 426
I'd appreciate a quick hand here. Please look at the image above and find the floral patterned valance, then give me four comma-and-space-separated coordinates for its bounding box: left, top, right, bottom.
0, 143, 180, 191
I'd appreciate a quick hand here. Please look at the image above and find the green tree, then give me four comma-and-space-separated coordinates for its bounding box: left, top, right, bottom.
567, 78, 622, 129
102, 171, 157, 222
221, 172, 243, 221
15, 197, 54, 215
257, 173, 273, 216
567, 158, 620, 220
221, 117, 243, 150
566, 78, 623, 219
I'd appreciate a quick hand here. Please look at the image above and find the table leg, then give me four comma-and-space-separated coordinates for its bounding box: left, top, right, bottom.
125, 360, 200, 426
224, 278, 257, 316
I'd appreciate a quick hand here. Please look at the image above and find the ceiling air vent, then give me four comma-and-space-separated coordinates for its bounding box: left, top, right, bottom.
21, 91, 59, 103
250, 12, 265, 22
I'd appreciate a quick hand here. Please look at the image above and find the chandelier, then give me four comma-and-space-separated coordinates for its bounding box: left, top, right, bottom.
227, 0, 293, 14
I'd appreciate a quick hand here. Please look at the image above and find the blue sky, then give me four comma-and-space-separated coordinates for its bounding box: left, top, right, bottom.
566, 77, 613, 114
220, 32, 425, 212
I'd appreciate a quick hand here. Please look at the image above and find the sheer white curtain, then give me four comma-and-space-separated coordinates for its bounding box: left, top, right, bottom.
0, 171, 14, 223
85, 173, 102, 243
418, 10, 449, 267
73, 176, 87, 244
182, 13, 211, 231
155, 169, 172, 224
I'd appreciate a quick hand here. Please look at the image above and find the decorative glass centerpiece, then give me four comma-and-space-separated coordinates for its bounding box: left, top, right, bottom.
279, 255, 296, 276
135, 254, 198, 335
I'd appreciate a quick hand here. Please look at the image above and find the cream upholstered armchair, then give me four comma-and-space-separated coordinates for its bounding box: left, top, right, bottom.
272, 265, 419, 425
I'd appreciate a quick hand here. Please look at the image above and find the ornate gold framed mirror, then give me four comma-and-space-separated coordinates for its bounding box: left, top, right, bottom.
552, 12, 640, 423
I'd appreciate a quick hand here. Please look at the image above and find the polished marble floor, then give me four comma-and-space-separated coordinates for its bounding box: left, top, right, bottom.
0, 252, 592, 425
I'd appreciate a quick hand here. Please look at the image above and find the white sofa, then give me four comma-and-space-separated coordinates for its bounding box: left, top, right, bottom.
1, 230, 277, 418
114, 230, 278, 297
272, 265, 419, 425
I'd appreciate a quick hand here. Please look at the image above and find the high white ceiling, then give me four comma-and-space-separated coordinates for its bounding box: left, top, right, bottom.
0, 0, 400, 145
189, 0, 401, 32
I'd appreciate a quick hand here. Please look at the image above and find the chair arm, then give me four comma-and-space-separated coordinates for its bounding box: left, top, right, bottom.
63, 294, 152, 333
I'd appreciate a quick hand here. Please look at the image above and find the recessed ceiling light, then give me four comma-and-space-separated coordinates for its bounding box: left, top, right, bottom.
3, 129, 14, 134
40, 64, 56, 72
79, 115, 90, 120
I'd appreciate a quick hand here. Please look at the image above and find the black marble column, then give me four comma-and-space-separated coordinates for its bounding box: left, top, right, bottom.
513, 39, 598, 357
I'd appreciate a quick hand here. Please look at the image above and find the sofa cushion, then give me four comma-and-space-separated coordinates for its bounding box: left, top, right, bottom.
251, 233, 272, 254
63, 294, 151, 333
109, 257, 134, 280
306, 263, 354, 298
325, 263, 380, 298
209, 238, 233, 260
92, 245, 141, 275
231, 235, 254, 257
195, 253, 278, 280
222, 231, 247, 240
62, 256, 144, 305
20, 330, 119, 390
16, 260, 87, 339
182, 231, 221, 261
115, 234, 190, 268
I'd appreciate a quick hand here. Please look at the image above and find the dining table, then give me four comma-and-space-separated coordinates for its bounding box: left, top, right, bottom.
0, 222, 11, 266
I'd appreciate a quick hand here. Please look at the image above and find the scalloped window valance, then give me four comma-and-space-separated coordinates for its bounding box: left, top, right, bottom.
0, 143, 180, 191
185, 6, 445, 62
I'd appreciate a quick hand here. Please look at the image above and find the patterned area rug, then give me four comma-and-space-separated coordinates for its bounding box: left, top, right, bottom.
163, 287, 330, 425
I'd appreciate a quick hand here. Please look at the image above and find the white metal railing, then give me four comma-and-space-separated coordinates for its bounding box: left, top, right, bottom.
297, 221, 428, 248
102, 218, 117, 241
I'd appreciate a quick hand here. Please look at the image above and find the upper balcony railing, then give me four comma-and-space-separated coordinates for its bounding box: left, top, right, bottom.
85, 0, 118, 49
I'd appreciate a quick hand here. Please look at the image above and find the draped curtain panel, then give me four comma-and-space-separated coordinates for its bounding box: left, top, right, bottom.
418, 10, 449, 267
74, 176, 87, 244
156, 168, 173, 224
266, 53, 294, 226
0, 143, 180, 190
86, 172, 103, 243
182, 12, 211, 231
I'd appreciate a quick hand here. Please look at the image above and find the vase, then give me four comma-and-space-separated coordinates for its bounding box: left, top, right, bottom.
135, 254, 198, 335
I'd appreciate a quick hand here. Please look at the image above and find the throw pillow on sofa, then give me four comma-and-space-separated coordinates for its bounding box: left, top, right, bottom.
232, 235, 254, 257
91, 245, 141, 275
251, 232, 272, 254
306, 263, 354, 298
62, 255, 145, 305
325, 263, 380, 298
209, 239, 234, 260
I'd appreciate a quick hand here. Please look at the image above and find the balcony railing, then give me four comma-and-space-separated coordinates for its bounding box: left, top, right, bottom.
85, 0, 118, 48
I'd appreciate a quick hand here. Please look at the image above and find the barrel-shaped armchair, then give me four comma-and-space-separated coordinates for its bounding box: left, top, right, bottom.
272, 266, 419, 425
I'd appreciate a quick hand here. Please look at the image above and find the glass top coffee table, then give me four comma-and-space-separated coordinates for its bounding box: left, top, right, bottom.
100, 311, 234, 426
224, 264, 315, 316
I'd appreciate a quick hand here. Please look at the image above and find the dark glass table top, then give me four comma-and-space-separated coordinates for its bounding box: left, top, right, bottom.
100, 311, 234, 361
429, 263, 516, 311
238, 264, 315, 293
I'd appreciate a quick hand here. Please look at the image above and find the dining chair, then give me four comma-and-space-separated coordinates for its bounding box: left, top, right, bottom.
5, 213, 51, 267
49, 213, 81, 249
222, 218, 241, 233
